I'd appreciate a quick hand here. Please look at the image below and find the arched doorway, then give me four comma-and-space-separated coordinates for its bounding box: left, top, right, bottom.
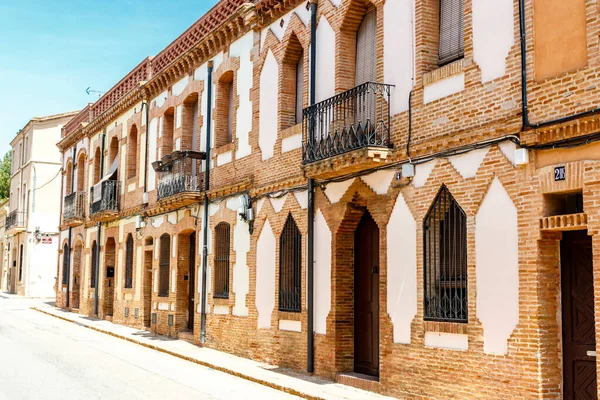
103, 237, 116, 317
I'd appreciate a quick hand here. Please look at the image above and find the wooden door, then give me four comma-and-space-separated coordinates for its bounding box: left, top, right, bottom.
188, 232, 196, 331
561, 231, 597, 400
354, 211, 380, 377
144, 250, 153, 327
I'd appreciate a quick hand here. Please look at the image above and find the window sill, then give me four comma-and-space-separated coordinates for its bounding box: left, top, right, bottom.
212, 297, 230, 306
422, 58, 465, 86
281, 123, 302, 139
213, 142, 234, 156
278, 310, 302, 320
423, 320, 468, 334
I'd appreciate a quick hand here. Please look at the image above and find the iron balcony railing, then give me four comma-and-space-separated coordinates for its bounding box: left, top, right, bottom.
154, 151, 205, 201
63, 191, 86, 221
89, 180, 120, 215
302, 82, 394, 164
6, 210, 25, 230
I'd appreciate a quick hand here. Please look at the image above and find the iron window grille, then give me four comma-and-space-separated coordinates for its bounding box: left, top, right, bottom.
213, 222, 231, 299
125, 234, 134, 289
63, 191, 86, 221
423, 185, 467, 323
6, 210, 25, 230
302, 82, 393, 164
438, 0, 464, 65
279, 214, 302, 312
158, 234, 170, 297
62, 244, 69, 285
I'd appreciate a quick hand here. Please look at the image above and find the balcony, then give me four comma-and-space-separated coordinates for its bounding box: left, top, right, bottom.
302, 82, 394, 178
89, 180, 120, 221
6, 210, 25, 232
153, 150, 205, 209
63, 191, 86, 225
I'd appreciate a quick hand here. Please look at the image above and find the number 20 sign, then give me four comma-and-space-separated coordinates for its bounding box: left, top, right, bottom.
554, 166, 566, 181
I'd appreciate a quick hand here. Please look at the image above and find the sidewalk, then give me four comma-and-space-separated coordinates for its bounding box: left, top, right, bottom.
33, 304, 396, 400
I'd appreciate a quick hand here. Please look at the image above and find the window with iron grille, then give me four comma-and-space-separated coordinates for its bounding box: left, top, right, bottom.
423, 185, 467, 322
91, 241, 97, 288
62, 244, 69, 285
158, 234, 170, 297
279, 214, 302, 312
125, 234, 134, 289
213, 222, 230, 299
438, 0, 464, 65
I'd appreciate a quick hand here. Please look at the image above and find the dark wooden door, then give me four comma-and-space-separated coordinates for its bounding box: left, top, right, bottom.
354, 211, 380, 377
561, 231, 597, 400
188, 232, 196, 331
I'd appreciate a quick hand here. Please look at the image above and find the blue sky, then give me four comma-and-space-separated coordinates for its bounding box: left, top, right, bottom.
0, 0, 217, 155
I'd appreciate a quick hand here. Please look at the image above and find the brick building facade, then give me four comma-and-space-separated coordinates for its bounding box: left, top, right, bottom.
56, 0, 600, 398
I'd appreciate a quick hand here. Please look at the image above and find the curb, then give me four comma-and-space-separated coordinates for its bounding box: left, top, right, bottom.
32, 307, 321, 400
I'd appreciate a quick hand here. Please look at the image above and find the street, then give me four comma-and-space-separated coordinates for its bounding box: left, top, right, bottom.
0, 295, 301, 400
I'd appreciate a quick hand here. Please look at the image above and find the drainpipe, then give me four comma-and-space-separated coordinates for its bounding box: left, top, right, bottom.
307, 0, 318, 374
94, 133, 106, 316
66, 146, 76, 308
519, 0, 600, 130
200, 61, 214, 344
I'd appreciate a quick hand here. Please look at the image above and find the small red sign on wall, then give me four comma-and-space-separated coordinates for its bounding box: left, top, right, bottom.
41, 237, 52, 244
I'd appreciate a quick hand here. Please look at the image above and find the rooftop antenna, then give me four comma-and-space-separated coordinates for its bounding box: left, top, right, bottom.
85, 87, 105, 99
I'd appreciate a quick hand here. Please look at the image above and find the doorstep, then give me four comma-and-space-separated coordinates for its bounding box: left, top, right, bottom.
336, 372, 380, 393
177, 330, 194, 343
32, 305, 396, 400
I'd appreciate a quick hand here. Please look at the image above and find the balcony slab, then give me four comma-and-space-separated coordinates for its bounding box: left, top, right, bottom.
302, 146, 393, 180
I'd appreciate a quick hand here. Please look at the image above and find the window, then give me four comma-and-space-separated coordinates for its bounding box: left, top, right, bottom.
125, 234, 134, 289
161, 108, 174, 156
127, 125, 138, 179
214, 222, 230, 299
76, 153, 85, 192
279, 214, 302, 312
438, 0, 464, 65
295, 52, 304, 124
62, 244, 69, 285
93, 147, 101, 184
158, 234, 170, 297
65, 161, 73, 195
215, 71, 234, 147
108, 137, 119, 166
18, 244, 23, 281
355, 7, 377, 86
423, 185, 467, 322
91, 241, 97, 288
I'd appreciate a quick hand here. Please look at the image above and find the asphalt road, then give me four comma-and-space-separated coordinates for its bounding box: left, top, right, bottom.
0, 295, 301, 400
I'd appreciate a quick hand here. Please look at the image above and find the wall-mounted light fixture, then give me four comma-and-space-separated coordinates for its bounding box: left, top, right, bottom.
238, 193, 255, 234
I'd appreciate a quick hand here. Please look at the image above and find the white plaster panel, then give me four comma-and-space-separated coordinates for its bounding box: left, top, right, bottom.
153, 90, 168, 109
154, 270, 158, 292
293, 190, 308, 209
329, 0, 341, 7
473, 0, 514, 82
384, 0, 415, 113
171, 268, 176, 293
158, 302, 169, 311
314, 210, 331, 335
448, 147, 489, 179
230, 32, 253, 159
134, 246, 142, 301
499, 141, 516, 165
324, 179, 354, 204
152, 216, 164, 228
412, 160, 436, 188
269, 195, 286, 213
387, 193, 417, 344
361, 170, 394, 195
172, 76, 189, 97
314, 17, 336, 103
217, 151, 232, 166
476, 177, 519, 355
259, 50, 278, 160
279, 320, 302, 332
256, 219, 276, 329
423, 73, 465, 104
233, 218, 250, 316
209, 203, 220, 217
226, 196, 240, 212
171, 234, 177, 258
168, 212, 177, 226
256, 198, 266, 216
148, 118, 158, 191
176, 105, 182, 129
260, 3, 311, 48
424, 332, 468, 351
195, 53, 223, 153
214, 305, 229, 315
281, 134, 302, 153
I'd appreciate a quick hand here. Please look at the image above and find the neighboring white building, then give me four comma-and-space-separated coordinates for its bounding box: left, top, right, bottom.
6, 112, 77, 297
0, 199, 9, 292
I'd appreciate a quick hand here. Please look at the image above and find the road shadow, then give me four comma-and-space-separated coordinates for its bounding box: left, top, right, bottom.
260, 366, 334, 386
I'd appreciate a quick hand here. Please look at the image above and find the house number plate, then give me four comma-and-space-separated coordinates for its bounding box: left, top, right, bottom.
554, 166, 566, 181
